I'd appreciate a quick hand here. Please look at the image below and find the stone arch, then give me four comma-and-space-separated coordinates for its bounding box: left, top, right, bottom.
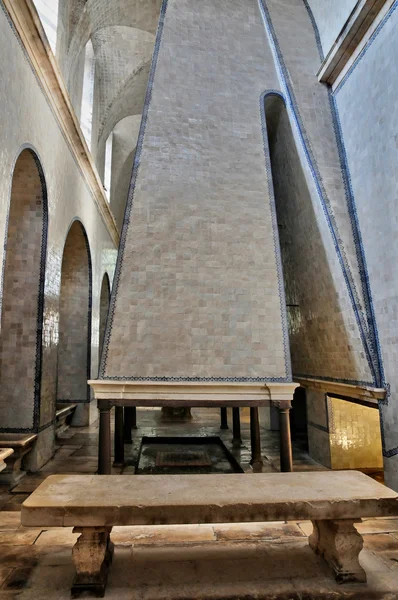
99, 272, 111, 368
65, 0, 162, 87
112, 147, 136, 231
107, 114, 141, 231
57, 220, 92, 417
0, 147, 48, 431
80, 39, 95, 149
262, 91, 364, 381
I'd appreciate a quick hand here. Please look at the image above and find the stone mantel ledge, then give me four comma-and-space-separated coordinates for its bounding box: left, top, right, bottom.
2, 0, 120, 247
88, 380, 299, 407
295, 377, 386, 404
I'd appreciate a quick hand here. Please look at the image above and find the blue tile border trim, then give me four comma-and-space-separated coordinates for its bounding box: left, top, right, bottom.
100, 376, 291, 382
0, 146, 48, 434
258, 0, 384, 391
0, 419, 55, 435
301, 0, 325, 60
99, 0, 293, 384
334, 0, 398, 94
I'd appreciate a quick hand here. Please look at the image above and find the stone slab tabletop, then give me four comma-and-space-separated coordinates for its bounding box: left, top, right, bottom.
0, 433, 37, 448
21, 471, 398, 527
0, 448, 13, 461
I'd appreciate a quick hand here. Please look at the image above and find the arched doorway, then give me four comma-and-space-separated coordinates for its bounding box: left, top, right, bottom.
99, 272, 110, 368
57, 221, 92, 423
0, 148, 48, 431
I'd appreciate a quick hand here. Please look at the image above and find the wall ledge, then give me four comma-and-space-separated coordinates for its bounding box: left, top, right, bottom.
295, 377, 386, 404
88, 380, 299, 406
2, 0, 120, 247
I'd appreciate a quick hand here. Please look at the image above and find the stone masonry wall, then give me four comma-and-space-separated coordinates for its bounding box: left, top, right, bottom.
0, 3, 116, 467
103, 0, 290, 381
332, 3, 398, 487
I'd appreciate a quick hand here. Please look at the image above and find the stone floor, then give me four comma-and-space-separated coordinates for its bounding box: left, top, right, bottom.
1, 408, 398, 599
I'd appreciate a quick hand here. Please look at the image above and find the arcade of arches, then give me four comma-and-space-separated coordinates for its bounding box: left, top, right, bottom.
0, 0, 397, 597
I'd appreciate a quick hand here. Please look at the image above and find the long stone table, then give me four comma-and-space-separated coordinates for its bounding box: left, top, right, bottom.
22, 471, 398, 597
88, 380, 298, 475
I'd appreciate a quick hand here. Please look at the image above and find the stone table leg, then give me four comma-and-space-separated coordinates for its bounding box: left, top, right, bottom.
124, 407, 137, 443
220, 407, 228, 430
113, 406, 124, 467
98, 401, 112, 475
71, 526, 114, 598
232, 407, 242, 447
309, 519, 366, 583
250, 407, 263, 471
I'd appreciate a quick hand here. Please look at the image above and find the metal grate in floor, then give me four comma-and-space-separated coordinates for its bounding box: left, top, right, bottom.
155, 450, 212, 467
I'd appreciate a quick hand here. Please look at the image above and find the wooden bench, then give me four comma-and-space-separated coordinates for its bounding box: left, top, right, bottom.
56, 403, 78, 436
21, 471, 398, 598
0, 434, 37, 486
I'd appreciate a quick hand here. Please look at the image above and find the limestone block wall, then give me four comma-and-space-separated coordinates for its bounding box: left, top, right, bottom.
266, 95, 371, 383
259, 0, 381, 387
0, 3, 116, 467
330, 2, 398, 486
102, 0, 291, 381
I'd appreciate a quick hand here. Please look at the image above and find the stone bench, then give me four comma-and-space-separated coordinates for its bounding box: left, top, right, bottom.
0, 448, 13, 473
0, 434, 37, 487
56, 403, 78, 436
21, 471, 398, 598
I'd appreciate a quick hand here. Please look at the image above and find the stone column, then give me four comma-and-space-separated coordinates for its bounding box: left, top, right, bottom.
123, 407, 137, 443
220, 407, 228, 430
309, 519, 366, 583
113, 406, 124, 467
273, 400, 293, 472
250, 407, 262, 471
232, 407, 242, 447
98, 401, 112, 475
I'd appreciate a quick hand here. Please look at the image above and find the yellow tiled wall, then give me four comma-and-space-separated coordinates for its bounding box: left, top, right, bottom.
329, 397, 383, 470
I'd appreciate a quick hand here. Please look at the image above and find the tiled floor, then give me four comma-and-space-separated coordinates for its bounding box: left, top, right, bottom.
1, 408, 398, 599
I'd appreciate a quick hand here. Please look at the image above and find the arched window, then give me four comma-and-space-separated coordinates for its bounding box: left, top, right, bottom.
99, 273, 111, 368
80, 40, 95, 150
104, 133, 113, 202
57, 221, 92, 424
0, 149, 48, 431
